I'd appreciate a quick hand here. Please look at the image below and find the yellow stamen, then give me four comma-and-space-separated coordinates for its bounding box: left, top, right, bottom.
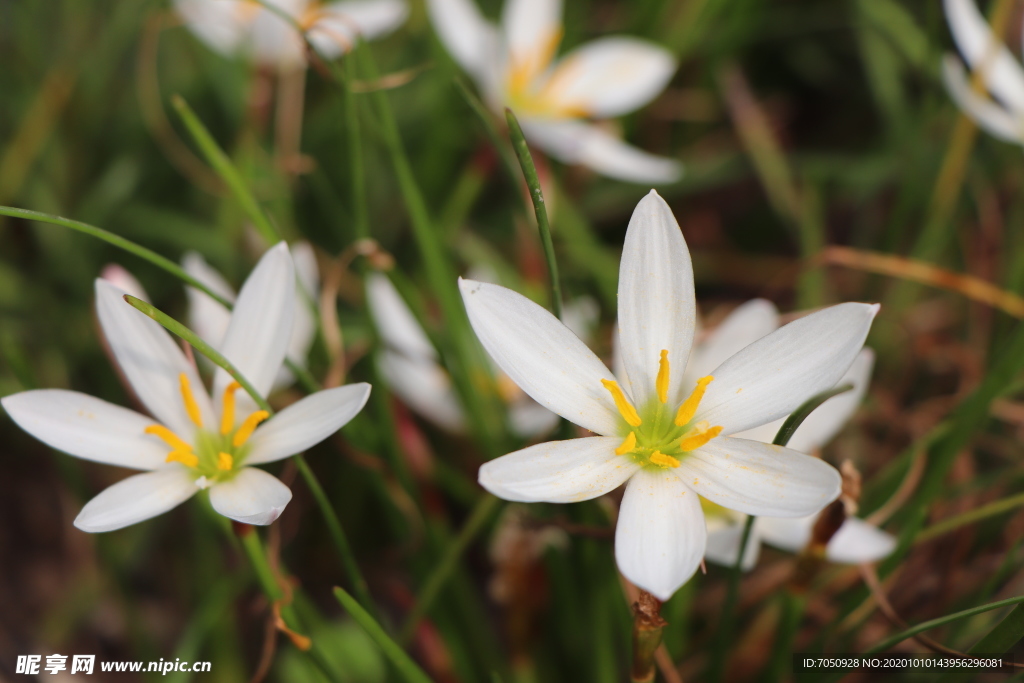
656, 349, 670, 404
220, 382, 242, 435
601, 379, 642, 427
178, 373, 203, 428
678, 425, 724, 452
145, 425, 192, 452
650, 451, 681, 468
165, 450, 198, 467
217, 452, 234, 471
615, 431, 637, 455
232, 410, 269, 447
674, 375, 714, 426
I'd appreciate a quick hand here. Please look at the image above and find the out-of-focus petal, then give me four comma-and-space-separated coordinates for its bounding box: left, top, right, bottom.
425, 0, 499, 79
942, 55, 1023, 141
378, 350, 466, 433
683, 299, 779, 387
943, 0, 1024, 114
785, 348, 875, 453
309, 0, 408, 59
366, 272, 438, 361
183, 251, 236, 352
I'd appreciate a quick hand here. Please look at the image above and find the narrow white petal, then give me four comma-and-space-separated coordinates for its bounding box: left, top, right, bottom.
753, 515, 813, 553
249, 3, 307, 66
824, 517, 897, 563
683, 299, 780, 387
460, 278, 621, 435
617, 190, 697, 407
101, 264, 149, 300
275, 243, 320, 389
502, 0, 562, 74
508, 399, 560, 439
615, 469, 705, 601
378, 350, 466, 433
943, 0, 1024, 113
209, 468, 292, 525
95, 279, 216, 438
246, 383, 372, 464
478, 437, 639, 503
74, 468, 198, 533
213, 243, 295, 424
174, 0, 251, 56
425, 0, 499, 78
695, 303, 878, 436
543, 37, 676, 118
942, 55, 1024, 142
522, 118, 683, 184
704, 516, 762, 570
678, 437, 841, 517
366, 272, 438, 360
183, 251, 236, 352
2, 390, 169, 471
785, 348, 875, 453
309, 0, 409, 59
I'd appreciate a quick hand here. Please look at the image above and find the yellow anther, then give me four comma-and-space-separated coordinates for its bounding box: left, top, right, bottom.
615, 431, 637, 455
165, 450, 198, 468
674, 375, 715, 426
601, 379, 642, 427
232, 410, 269, 447
178, 373, 203, 428
145, 425, 193, 453
656, 349, 671, 404
678, 425, 723, 452
650, 451, 681, 468
217, 452, 234, 471
220, 382, 242, 435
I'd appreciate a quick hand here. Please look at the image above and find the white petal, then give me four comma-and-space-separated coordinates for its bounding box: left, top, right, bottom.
101, 264, 149, 300
502, 0, 562, 76
209, 467, 292, 525
2, 390, 169, 471
95, 279, 216, 438
478, 437, 639, 503
942, 55, 1024, 142
703, 516, 762, 570
366, 272, 438, 360
695, 303, 878, 436
275, 243, 320, 389
309, 0, 409, 59
460, 278, 620, 435
521, 118, 683, 184
74, 468, 198, 533
248, 1, 307, 66
425, 0, 498, 78
617, 190, 697, 408
785, 348, 875, 453
943, 0, 1024, 114
615, 468, 705, 601
213, 243, 295, 425
245, 383, 372, 464
753, 515, 813, 553
174, 0, 251, 56
542, 37, 676, 118
560, 296, 600, 342
683, 299, 780, 387
678, 437, 841, 516
825, 517, 897, 563
378, 350, 466, 432
508, 399, 560, 439
183, 251, 236, 353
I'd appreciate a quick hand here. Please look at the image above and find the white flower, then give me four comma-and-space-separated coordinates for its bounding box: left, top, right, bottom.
688, 302, 895, 568
184, 242, 320, 392
941, 0, 1024, 143
461, 190, 878, 599
366, 271, 597, 437
1, 244, 371, 532
175, 0, 408, 68
425, 0, 682, 184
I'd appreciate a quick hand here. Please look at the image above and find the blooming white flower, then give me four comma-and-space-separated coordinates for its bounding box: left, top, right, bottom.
425, 0, 682, 184
175, 0, 408, 68
1, 244, 371, 532
941, 0, 1024, 143
366, 271, 597, 437
461, 190, 878, 599
686, 302, 895, 568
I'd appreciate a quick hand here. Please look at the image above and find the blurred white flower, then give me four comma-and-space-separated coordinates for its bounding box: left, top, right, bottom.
2, 244, 370, 532
461, 190, 877, 599
175, 0, 408, 68
942, 0, 1024, 143
366, 271, 597, 438
692, 302, 895, 568
425, 0, 682, 183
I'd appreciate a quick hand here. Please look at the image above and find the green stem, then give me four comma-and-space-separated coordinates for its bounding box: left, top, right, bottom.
772, 383, 853, 447
454, 77, 520, 194
916, 491, 1024, 544
400, 494, 502, 643
171, 95, 280, 245
504, 108, 562, 319
334, 587, 433, 683
343, 49, 369, 242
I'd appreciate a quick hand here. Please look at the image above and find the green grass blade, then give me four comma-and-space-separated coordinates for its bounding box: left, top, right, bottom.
333, 587, 433, 683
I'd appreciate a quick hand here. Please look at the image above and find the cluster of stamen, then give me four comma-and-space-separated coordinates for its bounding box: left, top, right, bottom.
144, 374, 269, 481
602, 349, 724, 470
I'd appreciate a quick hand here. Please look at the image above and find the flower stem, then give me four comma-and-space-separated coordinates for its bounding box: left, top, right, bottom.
343, 46, 369, 242
631, 590, 667, 683
504, 108, 563, 320
334, 587, 433, 683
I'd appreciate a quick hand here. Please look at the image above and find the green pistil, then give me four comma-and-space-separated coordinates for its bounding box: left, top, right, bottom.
190, 430, 250, 481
